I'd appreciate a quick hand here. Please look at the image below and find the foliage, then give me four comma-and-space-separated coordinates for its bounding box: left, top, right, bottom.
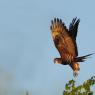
63, 76, 95, 95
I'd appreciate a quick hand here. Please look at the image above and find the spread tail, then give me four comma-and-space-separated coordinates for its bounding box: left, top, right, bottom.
74, 53, 94, 62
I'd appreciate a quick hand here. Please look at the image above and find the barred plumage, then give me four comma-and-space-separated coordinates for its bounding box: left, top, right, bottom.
63, 53, 74, 63
50, 18, 93, 77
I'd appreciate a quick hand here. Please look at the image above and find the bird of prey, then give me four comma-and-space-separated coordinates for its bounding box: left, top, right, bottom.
50, 17, 93, 77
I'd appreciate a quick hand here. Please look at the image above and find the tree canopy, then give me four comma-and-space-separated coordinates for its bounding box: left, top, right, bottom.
63, 76, 95, 95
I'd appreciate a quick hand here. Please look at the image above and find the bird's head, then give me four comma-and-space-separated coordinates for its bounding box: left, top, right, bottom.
54, 58, 62, 64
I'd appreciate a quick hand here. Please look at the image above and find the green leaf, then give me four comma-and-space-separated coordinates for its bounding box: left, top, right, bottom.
63, 76, 95, 95
65, 84, 70, 90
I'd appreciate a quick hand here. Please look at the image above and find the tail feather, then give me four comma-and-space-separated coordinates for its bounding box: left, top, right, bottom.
74, 53, 94, 62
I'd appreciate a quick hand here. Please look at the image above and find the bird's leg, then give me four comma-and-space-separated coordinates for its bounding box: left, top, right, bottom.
70, 62, 80, 77
73, 70, 78, 77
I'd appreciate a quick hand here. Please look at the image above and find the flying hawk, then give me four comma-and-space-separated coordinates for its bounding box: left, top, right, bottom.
50, 17, 93, 77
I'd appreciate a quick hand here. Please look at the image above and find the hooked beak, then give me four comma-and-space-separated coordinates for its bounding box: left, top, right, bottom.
54, 58, 62, 64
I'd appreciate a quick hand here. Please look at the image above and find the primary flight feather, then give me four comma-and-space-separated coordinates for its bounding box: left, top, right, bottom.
50, 17, 93, 77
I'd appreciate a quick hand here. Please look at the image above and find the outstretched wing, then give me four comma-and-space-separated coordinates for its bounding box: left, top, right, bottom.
68, 17, 80, 56
50, 18, 77, 58
69, 17, 80, 40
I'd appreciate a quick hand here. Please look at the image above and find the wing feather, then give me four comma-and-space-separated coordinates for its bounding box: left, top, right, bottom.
68, 17, 80, 56
69, 17, 80, 40
50, 18, 77, 57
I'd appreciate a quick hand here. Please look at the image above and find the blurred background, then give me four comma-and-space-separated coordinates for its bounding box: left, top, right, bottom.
0, 0, 95, 95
